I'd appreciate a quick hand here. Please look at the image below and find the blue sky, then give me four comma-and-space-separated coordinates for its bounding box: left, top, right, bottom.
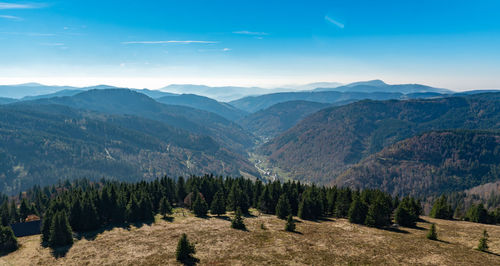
0, 0, 499, 90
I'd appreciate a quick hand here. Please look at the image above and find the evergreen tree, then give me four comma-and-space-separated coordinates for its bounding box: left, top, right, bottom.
430, 195, 453, 220
477, 229, 489, 252
69, 198, 83, 232
426, 224, 437, 240
158, 197, 173, 218
176, 233, 196, 263
81, 197, 100, 231
0, 225, 18, 252
394, 197, 420, 227
364, 195, 392, 228
19, 198, 31, 222
139, 195, 154, 221
176, 177, 187, 205
258, 186, 273, 214
48, 211, 73, 247
465, 204, 490, 224
126, 195, 140, 223
0, 201, 10, 226
285, 214, 295, 232
231, 208, 246, 230
9, 201, 18, 224
210, 191, 226, 216
348, 197, 368, 224
275, 194, 291, 220
192, 194, 208, 217
227, 183, 249, 214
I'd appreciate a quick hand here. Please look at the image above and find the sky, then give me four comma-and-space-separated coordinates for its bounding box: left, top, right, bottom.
0, 0, 499, 90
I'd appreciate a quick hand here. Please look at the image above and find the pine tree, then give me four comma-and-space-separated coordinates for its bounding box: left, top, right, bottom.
364, 195, 392, 228
227, 183, 249, 214
430, 195, 453, 220
192, 194, 208, 217
258, 186, 273, 214
348, 197, 368, 224
285, 214, 295, 232
426, 224, 437, 240
0, 225, 18, 252
176, 177, 187, 205
126, 195, 140, 223
477, 229, 489, 252
210, 191, 226, 216
19, 198, 31, 222
48, 211, 73, 247
9, 201, 18, 224
158, 197, 173, 218
176, 233, 196, 263
275, 194, 291, 220
231, 208, 246, 230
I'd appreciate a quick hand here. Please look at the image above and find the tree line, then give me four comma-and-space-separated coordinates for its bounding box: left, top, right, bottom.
1, 174, 498, 252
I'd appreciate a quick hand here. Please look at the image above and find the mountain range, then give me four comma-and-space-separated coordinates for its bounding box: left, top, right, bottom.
260, 93, 500, 186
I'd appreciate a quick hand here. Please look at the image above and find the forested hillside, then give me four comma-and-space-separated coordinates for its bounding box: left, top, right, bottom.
337, 130, 500, 197
157, 93, 247, 121
237, 101, 330, 138
261, 93, 500, 185
26, 89, 256, 153
0, 104, 259, 194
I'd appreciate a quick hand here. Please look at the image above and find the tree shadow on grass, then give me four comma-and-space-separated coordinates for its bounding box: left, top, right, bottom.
213, 215, 230, 221
161, 216, 174, 222
481, 250, 500, 257
179, 256, 200, 266
380, 226, 410, 234
77, 219, 154, 241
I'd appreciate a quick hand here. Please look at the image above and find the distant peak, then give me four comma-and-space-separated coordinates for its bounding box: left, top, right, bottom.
346, 79, 387, 87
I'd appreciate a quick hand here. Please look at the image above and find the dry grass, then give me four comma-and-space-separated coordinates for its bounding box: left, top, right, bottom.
1, 209, 500, 265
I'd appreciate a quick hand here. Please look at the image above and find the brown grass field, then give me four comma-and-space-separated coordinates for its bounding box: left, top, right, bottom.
1, 208, 500, 265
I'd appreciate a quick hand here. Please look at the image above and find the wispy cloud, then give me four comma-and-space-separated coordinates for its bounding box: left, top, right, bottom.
122, 40, 218, 44
0, 2, 45, 9
233, 30, 268, 36
0, 31, 55, 36
223, 48, 231, 51
325, 15, 345, 29
0, 14, 22, 20
40, 42, 65, 46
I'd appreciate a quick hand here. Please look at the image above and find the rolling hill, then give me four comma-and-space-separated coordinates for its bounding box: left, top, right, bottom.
229, 91, 407, 113
0, 104, 259, 194
337, 130, 500, 197
26, 89, 256, 153
238, 101, 330, 139
260, 93, 500, 185
156, 93, 247, 121
314, 79, 451, 94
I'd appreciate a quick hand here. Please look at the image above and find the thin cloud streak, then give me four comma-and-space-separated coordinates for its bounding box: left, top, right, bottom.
0, 2, 44, 9
0, 15, 22, 20
325, 15, 345, 29
233, 30, 268, 36
122, 40, 218, 44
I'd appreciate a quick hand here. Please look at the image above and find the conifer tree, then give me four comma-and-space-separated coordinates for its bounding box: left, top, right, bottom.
126, 195, 140, 223
275, 194, 291, 220
258, 186, 273, 214
348, 197, 368, 224
9, 201, 17, 224
364, 195, 392, 228
176, 233, 196, 263
430, 195, 453, 220
192, 194, 208, 217
139, 195, 154, 221
0, 225, 18, 252
285, 214, 295, 232
19, 198, 31, 222
231, 208, 246, 230
48, 211, 73, 247
477, 229, 489, 252
426, 224, 437, 240
158, 197, 173, 218
227, 183, 249, 214
210, 191, 226, 216
176, 177, 187, 204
